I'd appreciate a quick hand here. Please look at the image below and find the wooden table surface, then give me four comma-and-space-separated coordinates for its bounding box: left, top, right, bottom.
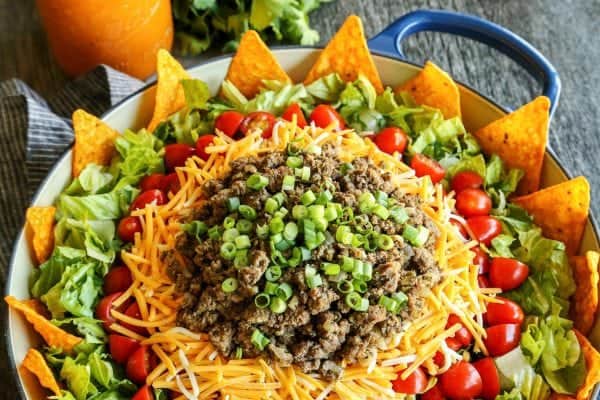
1, 0, 599, 397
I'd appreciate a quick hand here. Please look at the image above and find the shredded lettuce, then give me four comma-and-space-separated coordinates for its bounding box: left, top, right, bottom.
494, 347, 551, 400
181, 78, 211, 110
115, 129, 164, 178
305, 73, 345, 102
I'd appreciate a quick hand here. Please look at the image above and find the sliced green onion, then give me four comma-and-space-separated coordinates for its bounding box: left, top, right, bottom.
283, 222, 299, 241
226, 197, 240, 212
220, 242, 236, 260
352, 279, 368, 293
292, 205, 307, 220
340, 162, 354, 175
336, 226, 353, 245
182, 221, 208, 238
354, 215, 373, 234
236, 219, 253, 234
300, 247, 312, 261
403, 225, 430, 247
322, 263, 340, 276
287, 142, 301, 156
275, 239, 292, 251
223, 227, 239, 242
221, 277, 239, 293
305, 144, 321, 155
294, 166, 311, 182
308, 204, 325, 220
287, 247, 302, 267
338, 207, 354, 225
352, 233, 365, 247
234, 250, 248, 268
239, 205, 257, 220
352, 260, 373, 281
375, 191, 388, 206
364, 232, 378, 252
247, 174, 269, 190
316, 190, 333, 205
316, 231, 326, 247
303, 219, 317, 249
372, 204, 390, 220
346, 292, 369, 311
337, 279, 354, 293
251, 329, 270, 350
274, 208, 288, 219
358, 192, 376, 213
256, 224, 269, 239
324, 205, 339, 222
305, 265, 317, 277
286, 156, 303, 168
313, 217, 328, 232
393, 291, 408, 306
301, 190, 316, 205
376, 234, 394, 250
223, 216, 237, 229
276, 283, 293, 300
234, 235, 251, 249
265, 198, 279, 214
389, 206, 409, 224
282, 175, 295, 191
265, 266, 282, 282
341, 256, 355, 272
234, 347, 243, 359
378, 295, 400, 314
208, 226, 222, 240
270, 297, 287, 314
254, 293, 271, 309
269, 217, 285, 234
264, 282, 278, 295
306, 274, 323, 289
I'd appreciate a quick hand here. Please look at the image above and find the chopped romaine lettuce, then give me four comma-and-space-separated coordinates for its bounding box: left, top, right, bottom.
115, 129, 164, 178
305, 73, 345, 102
181, 78, 211, 110
494, 347, 551, 400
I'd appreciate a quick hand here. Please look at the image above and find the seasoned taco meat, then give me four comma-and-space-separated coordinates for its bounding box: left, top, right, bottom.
167, 145, 440, 379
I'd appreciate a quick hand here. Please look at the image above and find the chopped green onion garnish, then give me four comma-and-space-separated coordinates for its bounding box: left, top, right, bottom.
389, 206, 409, 224
223, 228, 239, 242
221, 277, 238, 293
340, 162, 354, 175
236, 219, 253, 234
352, 279, 368, 293
256, 223, 269, 239
309, 204, 325, 220
292, 205, 307, 220
264, 282, 278, 295
274, 207, 288, 219
352, 260, 373, 281
286, 156, 303, 168
358, 192, 376, 213
254, 293, 271, 309
305, 265, 317, 277
226, 197, 240, 212
393, 291, 408, 306
346, 292, 369, 311
283, 222, 299, 241
322, 263, 340, 276
234, 250, 248, 268
316, 190, 333, 205
376, 234, 394, 250
375, 191, 388, 206
306, 274, 323, 289
372, 204, 390, 220
294, 166, 311, 182
265, 266, 282, 282
354, 215, 373, 234
403, 225, 430, 247
239, 205, 257, 220
364, 232, 378, 252
337, 279, 354, 293
220, 242, 237, 260
269, 217, 284, 234
250, 329, 270, 350
270, 297, 287, 314
272, 192, 286, 206
338, 207, 354, 225
276, 283, 293, 300
265, 198, 279, 214
300, 247, 312, 261
341, 256, 355, 272
352, 233, 365, 247
336, 226, 353, 245
234, 347, 243, 359
378, 295, 400, 314
182, 221, 208, 240
208, 226, 222, 240
303, 219, 317, 249
275, 239, 292, 251
282, 175, 295, 191
223, 216, 237, 229
301, 190, 316, 205
313, 217, 328, 232
247, 174, 269, 190
324, 205, 339, 222
234, 235, 251, 249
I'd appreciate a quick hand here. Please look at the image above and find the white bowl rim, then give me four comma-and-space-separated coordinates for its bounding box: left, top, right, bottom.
5, 45, 599, 399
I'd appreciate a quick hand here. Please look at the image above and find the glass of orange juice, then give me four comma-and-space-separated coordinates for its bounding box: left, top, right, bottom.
36, 0, 173, 79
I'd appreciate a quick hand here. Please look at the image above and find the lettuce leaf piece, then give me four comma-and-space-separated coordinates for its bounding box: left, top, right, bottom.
115, 129, 164, 178
221, 80, 248, 110
60, 357, 93, 400
55, 218, 118, 263
496, 389, 524, 400
65, 164, 114, 196
89, 352, 114, 389
244, 82, 314, 115
305, 73, 345, 102
57, 184, 138, 221
494, 347, 551, 400
52, 317, 106, 344
30, 247, 86, 298
335, 75, 385, 133
181, 78, 211, 110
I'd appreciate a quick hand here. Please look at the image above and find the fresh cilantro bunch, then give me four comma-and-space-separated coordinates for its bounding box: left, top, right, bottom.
172, 0, 333, 55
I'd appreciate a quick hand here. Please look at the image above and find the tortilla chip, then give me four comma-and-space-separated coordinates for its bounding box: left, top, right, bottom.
224, 30, 291, 98
22, 299, 50, 318
147, 49, 191, 132
304, 15, 383, 93
5, 296, 81, 352
473, 96, 550, 194
25, 206, 56, 264
396, 61, 461, 119
21, 349, 61, 396
513, 176, 590, 255
570, 252, 600, 335
72, 109, 119, 177
574, 330, 600, 400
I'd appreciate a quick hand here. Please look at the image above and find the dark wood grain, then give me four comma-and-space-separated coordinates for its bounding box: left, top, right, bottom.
1, 0, 599, 396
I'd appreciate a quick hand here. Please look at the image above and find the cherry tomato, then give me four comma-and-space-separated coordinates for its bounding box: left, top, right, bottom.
282, 103, 307, 128
132, 385, 154, 400
439, 361, 482, 400
140, 174, 166, 192
466, 216, 502, 245
456, 188, 492, 217
122, 302, 147, 335
374, 127, 408, 155
195, 134, 216, 161
161, 173, 180, 195
410, 154, 446, 184
484, 323, 521, 356
489, 258, 529, 291
391, 367, 428, 394
422, 384, 445, 400
478, 275, 490, 288
310, 104, 345, 130
451, 171, 484, 193
485, 297, 524, 326
472, 357, 500, 400
109, 334, 140, 364
96, 292, 123, 330
446, 314, 473, 347
103, 266, 133, 295
130, 189, 166, 211
214, 110, 244, 137
472, 246, 490, 274
164, 143, 196, 171
118, 216, 142, 242
450, 219, 468, 239
240, 111, 276, 138
126, 346, 152, 384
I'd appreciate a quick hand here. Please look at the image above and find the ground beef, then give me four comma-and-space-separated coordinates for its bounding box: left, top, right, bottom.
167, 146, 440, 379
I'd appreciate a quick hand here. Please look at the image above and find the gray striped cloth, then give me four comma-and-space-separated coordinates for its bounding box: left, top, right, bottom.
0, 66, 143, 281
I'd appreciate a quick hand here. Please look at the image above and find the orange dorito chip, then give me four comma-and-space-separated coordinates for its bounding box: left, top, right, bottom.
473, 96, 550, 194
25, 206, 56, 265
72, 109, 119, 177
573, 330, 600, 400
570, 252, 600, 335
396, 61, 461, 119
513, 176, 590, 255
21, 349, 61, 396
5, 296, 81, 352
147, 49, 190, 132
304, 15, 383, 93
224, 30, 291, 98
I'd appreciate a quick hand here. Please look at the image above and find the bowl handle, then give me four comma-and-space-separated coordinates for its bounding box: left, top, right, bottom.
368, 10, 561, 118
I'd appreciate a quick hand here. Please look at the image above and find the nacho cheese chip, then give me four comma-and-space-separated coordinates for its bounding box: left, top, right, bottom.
5, 296, 81, 352
21, 348, 61, 396
147, 49, 191, 132
513, 176, 590, 255
473, 96, 550, 194
570, 252, 600, 335
573, 330, 600, 400
25, 206, 56, 265
304, 15, 383, 93
72, 109, 119, 177
224, 30, 291, 98
396, 61, 461, 119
